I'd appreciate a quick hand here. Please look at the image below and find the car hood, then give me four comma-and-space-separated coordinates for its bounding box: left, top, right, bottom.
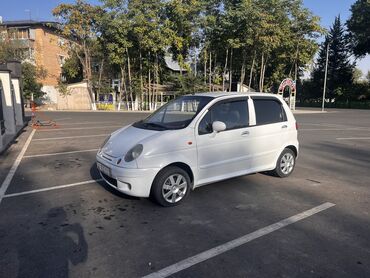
101, 125, 159, 158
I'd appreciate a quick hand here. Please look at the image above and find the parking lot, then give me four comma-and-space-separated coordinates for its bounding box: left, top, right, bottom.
0, 109, 369, 278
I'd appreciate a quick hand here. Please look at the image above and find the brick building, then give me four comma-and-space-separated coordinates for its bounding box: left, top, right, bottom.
0, 19, 69, 87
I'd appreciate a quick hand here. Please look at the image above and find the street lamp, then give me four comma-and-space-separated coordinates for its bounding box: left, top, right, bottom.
322, 41, 330, 112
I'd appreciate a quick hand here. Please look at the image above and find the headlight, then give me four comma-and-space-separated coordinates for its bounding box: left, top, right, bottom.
124, 144, 143, 162
100, 135, 111, 150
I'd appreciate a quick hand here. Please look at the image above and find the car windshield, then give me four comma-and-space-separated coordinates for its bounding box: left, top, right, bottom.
133, 95, 212, 130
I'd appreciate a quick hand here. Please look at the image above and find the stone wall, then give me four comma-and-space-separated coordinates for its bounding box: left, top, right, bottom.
56, 82, 92, 110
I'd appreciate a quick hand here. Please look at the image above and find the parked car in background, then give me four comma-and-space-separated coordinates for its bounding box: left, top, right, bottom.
96, 92, 299, 206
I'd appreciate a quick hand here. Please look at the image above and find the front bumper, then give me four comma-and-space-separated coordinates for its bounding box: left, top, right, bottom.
96, 155, 159, 197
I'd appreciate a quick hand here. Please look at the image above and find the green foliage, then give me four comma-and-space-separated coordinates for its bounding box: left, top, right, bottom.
21, 62, 45, 100
347, 0, 370, 57
52, 0, 336, 108
311, 16, 355, 101
53, 0, 105, 110
61, 52, 83, 83
353, 68, 363, 83
169, 73, 208, 94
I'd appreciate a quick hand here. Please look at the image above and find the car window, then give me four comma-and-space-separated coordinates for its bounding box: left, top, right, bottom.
253, 98, 286, 125
133, 96, 212, 130
198, 111, 212, 135
198, 99, 249, 135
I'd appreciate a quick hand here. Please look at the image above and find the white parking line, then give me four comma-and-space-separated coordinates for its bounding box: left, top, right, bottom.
300, 128, 370, 131
38, 125, 122, 131
3, 179, 103, 198
299, 128, 344, 131
336, 137, 370, 140
0, 129, 36, 205
59, 121, 117, 126
143, 202, 335, 278
301, 123, 370, 129
23, 149, 99, 158
53, 117, 72, 121
300, 123, 346, 127
33, 134, 108, 141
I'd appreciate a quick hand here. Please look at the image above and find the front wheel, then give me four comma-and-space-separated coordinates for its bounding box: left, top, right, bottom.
272, 148, 296, 178
151, 166, 191, 207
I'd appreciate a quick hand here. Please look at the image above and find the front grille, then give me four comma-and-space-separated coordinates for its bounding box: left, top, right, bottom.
101, 172, 117, 187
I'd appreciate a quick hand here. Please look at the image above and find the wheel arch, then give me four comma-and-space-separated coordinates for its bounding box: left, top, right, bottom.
285, 145, 298, 158
152, 162, 194, 188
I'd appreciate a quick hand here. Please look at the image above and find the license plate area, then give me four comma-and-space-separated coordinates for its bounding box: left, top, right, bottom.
97, 162, 111, 177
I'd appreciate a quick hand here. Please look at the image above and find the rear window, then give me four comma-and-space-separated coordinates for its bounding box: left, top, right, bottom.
252, 98, 286, 125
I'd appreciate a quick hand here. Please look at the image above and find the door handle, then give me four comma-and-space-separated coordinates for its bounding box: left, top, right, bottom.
241, 131, 250, 136
281, 125, 288, 129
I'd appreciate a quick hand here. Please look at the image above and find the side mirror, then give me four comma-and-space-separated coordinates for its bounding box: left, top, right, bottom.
212, 121, 226, 133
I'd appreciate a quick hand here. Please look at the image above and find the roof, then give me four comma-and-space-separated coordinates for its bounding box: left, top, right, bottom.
164, 55, 189, 72
191, 92, 279, 99
0, 20, 61, 30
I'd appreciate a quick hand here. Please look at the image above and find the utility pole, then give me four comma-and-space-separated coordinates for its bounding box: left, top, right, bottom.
322, 42, 330, 112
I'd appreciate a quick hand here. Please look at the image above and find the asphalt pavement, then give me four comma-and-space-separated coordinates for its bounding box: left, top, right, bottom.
0, 109, 369, 278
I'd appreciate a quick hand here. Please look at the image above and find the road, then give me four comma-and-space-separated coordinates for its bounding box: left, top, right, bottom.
0, 109, 369, 278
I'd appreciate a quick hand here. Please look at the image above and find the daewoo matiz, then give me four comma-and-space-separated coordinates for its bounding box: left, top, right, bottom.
96, 92, 299, 206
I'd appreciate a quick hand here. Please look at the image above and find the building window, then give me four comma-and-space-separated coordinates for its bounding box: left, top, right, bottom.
58, 55, 66, 67
28, 48, 35, 61
9, 28, 29, 40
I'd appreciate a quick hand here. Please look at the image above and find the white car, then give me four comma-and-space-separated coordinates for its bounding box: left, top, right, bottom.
96, 92, 299, 206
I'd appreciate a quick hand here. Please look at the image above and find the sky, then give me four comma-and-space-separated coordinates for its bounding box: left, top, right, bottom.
0, 0, 369, 76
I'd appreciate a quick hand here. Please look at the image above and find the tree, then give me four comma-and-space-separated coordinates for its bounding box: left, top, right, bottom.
353, 68, 363, 83
22, 62, 45, 102
165, 0, 202, 74
311, 16, 355, 101
53, 0, 105, 110
61, 52, 83, 83
347, 0, 370, 57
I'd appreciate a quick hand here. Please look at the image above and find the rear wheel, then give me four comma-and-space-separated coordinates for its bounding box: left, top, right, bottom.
273, 148, 296, 178
151, 166, 191, 207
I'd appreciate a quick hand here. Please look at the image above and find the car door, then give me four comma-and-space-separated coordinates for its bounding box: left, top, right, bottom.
248, 97, 290, 172
195, 98, 252, 186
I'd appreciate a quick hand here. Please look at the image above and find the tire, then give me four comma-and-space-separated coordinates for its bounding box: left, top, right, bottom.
272, 148, 296, 178
151, 166, 191, 207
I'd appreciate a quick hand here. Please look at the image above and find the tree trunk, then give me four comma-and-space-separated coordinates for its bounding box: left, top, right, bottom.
248, 51, 256, 92
261, 59, 267, 92
204, 50, 207, 85
126, 48, 134, 110
87, 60, 96, 110
229, 48, 233, 92
97, 58, 104, 102
120, 65, 128, 110
259, 54, 267, 92
222, 48, 228, 91
239, 50, 246, 92
148, 66, 151, 111
209, 51, 212, 92
139, 49, 144, 111
155, 53, 159, 109
259, 53, 264, 92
